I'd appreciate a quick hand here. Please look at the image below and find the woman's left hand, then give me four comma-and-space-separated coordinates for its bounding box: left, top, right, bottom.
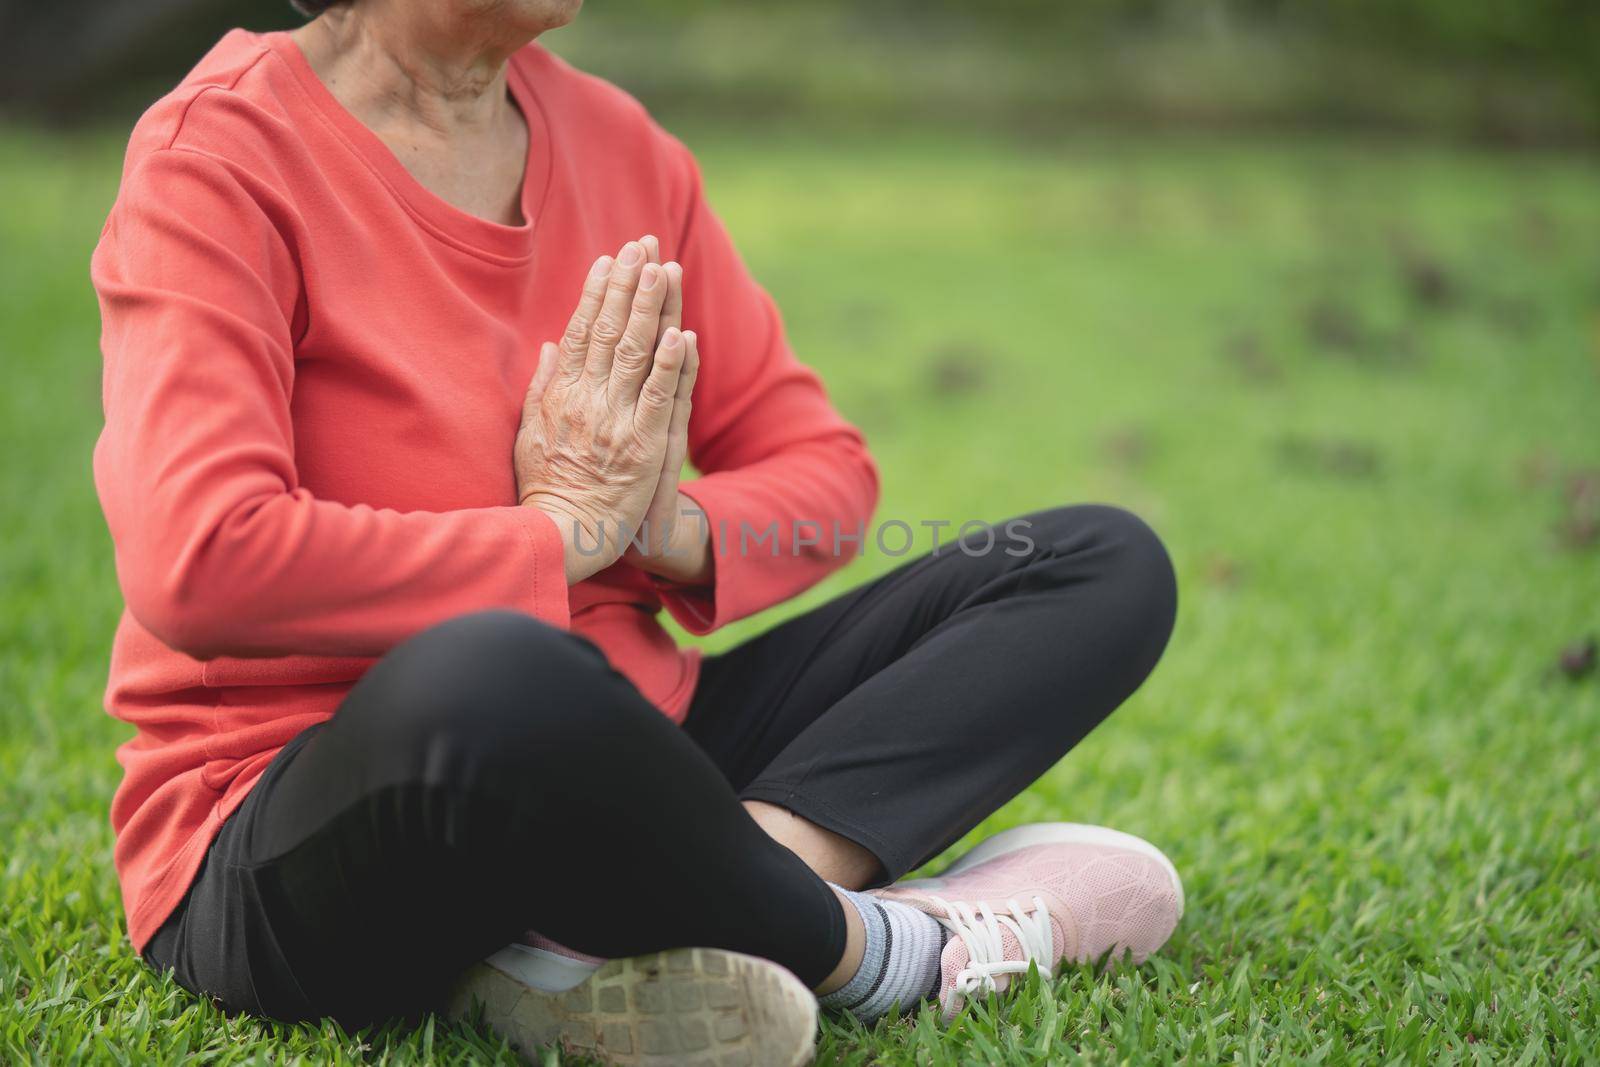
622, 327, 710, 584
619, 236, 710, 585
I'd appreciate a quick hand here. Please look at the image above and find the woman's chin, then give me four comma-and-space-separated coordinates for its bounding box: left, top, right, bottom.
530, 0, 584, 32
476, 0, 584, 36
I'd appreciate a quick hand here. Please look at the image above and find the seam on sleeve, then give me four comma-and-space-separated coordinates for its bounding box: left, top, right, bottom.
162, 44, 276, 152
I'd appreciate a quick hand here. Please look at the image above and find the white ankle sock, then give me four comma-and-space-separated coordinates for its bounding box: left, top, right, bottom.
817, 884, 944, 1020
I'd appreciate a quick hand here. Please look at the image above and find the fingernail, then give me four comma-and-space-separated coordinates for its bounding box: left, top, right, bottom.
589, 255, 612, 278
619, 243, 643, 267
640, 263, 660, 290
661, 327, 681, 348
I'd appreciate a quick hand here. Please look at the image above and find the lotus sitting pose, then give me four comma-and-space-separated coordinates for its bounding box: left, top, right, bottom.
93, 0, 1184, 1061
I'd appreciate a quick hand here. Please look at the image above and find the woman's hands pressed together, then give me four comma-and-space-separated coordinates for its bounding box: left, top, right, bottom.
516, 238, 710, 586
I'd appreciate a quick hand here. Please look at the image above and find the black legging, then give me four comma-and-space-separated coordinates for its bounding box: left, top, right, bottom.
145, 505, 1177, 1025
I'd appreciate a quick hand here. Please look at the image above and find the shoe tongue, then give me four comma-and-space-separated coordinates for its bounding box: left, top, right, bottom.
939, 927, 976, 991
938, 913, 1068, 998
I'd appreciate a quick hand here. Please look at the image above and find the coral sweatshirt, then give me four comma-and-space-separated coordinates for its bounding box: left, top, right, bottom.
91, 30, 877, 952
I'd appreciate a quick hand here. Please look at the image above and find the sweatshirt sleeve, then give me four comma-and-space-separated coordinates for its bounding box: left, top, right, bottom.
92, 148, 570, 661
657, 142, 880, 634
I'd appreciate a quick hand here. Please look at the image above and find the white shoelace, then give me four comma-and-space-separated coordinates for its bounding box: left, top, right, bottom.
926, 894, 1056, 1011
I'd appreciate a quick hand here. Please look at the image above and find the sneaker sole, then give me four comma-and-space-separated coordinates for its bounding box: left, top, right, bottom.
938, 822, 1185, 917
449, 947, 818, 1067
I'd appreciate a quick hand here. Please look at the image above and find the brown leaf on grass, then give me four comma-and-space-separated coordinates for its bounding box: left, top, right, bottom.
1557, 637, 1597, 680
1223, 332, 1281, 383
1276, 435, 1383, 480
1202, 552, 1243, 589
1303, 298, 1417, 366
1399, 250, 1459, 310
1556, 468, 1600, 551
1557, 514, 1598, 551
1104, 426, 1153, 470
925, 342, 989, 398
1569, 469, 1600, 507
1305, 299, 1368, 353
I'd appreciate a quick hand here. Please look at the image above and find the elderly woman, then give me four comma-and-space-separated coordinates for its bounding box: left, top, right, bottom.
93, 0, 1183, 1062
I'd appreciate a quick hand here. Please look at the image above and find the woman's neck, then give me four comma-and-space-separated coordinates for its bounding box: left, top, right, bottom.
293, 5, 527, 138
291, 3, 535, 225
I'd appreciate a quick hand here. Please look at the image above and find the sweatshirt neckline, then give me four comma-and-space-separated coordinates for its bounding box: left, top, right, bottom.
264, 30, 550, 265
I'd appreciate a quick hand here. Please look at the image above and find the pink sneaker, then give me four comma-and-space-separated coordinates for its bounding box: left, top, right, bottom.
874, 823, 1184, 1019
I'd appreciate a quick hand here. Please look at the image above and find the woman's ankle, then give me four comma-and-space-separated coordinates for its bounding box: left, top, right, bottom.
743, 800, 883, 888
815, 885, 868, 995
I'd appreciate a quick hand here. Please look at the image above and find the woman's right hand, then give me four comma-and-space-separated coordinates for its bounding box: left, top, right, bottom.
516, 240, 690, 585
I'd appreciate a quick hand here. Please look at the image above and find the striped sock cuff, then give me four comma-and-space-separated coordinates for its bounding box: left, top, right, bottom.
817, 884, 944, 1021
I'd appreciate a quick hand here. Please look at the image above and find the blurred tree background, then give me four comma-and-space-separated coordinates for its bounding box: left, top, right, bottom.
3, 0, 1598, 145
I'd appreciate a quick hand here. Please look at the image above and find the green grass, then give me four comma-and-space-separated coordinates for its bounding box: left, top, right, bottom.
3, 120, 1598, 1063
